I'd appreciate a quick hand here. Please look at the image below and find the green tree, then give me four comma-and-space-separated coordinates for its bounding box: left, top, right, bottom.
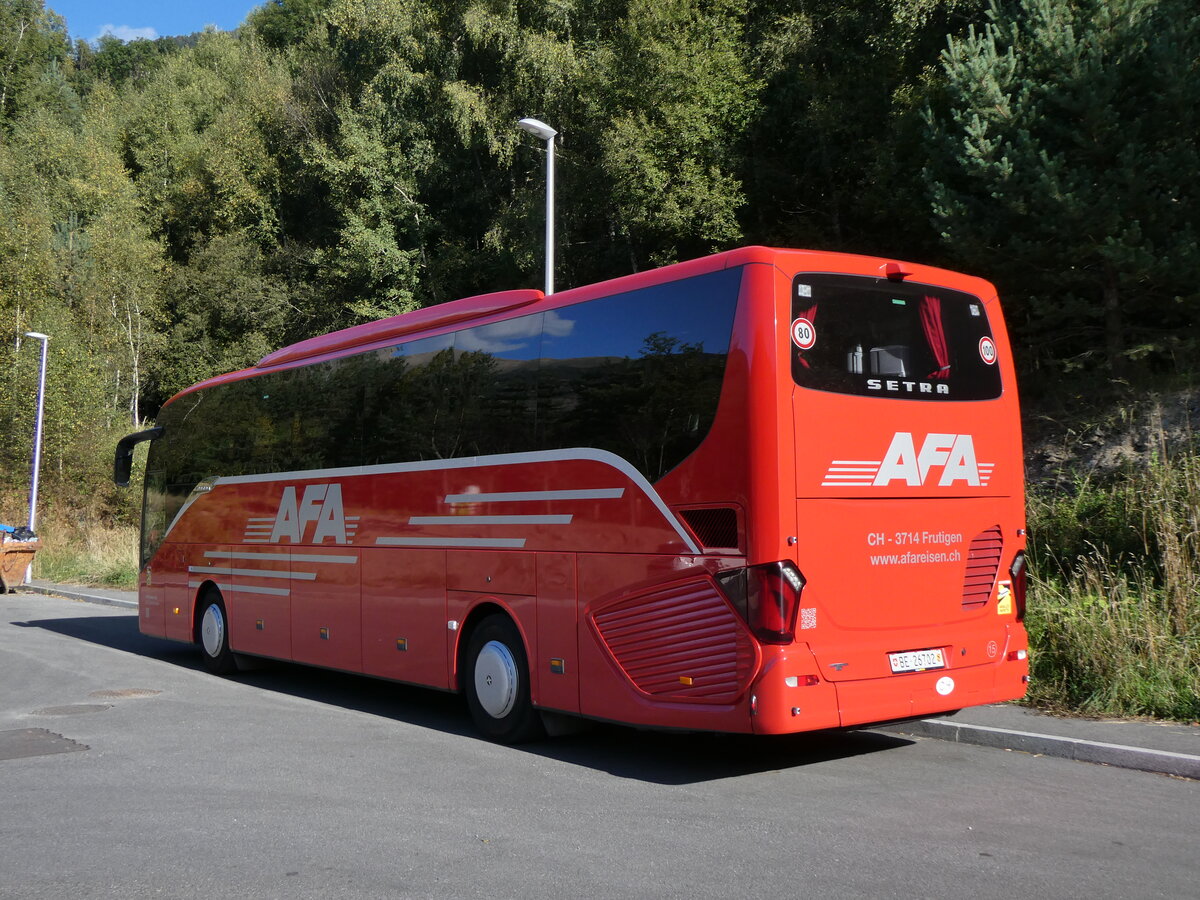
248, 0, 337, 50
742, 0, 986, 255
149, 232, 292, 400
924, 0, 1200, 374
0, 67, 165, 517
586, 0, 757, 270
72, 33, 189, 90
119, 30, 292, 258
0, 0, 69, 123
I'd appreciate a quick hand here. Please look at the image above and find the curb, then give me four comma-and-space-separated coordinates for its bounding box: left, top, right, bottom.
18, 583, 138, 610
877, 718, 1200, 780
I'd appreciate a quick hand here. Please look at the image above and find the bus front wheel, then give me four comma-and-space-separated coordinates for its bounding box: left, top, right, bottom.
197, 590, 237, 676
464, 615, 545, 744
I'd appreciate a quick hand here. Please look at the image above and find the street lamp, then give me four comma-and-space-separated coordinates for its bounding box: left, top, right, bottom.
22, 331, 48, 585
517, 116, 558, 295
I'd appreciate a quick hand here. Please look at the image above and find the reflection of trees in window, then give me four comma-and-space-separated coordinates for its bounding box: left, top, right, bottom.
423, 349, 501, 459
363, 343, 539, 463
140, 468, 168, 566
286, 357, 366, 471
541, 332, 727, 482
366, 348, 499, 462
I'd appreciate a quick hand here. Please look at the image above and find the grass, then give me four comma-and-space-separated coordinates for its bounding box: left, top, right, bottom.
1024, 435, 1200, 722
27, 515, 139, 590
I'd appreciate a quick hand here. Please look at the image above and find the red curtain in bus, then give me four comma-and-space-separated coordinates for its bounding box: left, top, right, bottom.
920, 295, 950, 379
794, 303, 817, 368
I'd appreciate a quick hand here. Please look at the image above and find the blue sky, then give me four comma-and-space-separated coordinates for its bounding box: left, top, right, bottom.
49, 1, 261, 43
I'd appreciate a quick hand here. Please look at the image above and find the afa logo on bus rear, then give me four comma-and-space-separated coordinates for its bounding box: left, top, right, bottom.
823, 432, 994, 488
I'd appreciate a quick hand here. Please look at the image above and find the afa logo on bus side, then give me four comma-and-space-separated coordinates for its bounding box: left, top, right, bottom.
269, 483, 351, 544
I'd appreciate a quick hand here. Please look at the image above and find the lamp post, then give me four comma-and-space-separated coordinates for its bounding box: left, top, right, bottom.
22, 331, 48, 585
517, 117, 558, 295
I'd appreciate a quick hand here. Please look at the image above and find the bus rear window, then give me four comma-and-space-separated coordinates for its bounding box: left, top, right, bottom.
790, 273, 1002, 401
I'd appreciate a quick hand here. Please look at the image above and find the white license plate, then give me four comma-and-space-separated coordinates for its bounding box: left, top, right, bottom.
889, 648, 946, 673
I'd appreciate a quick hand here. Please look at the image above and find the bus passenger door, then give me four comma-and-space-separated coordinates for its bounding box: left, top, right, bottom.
157, 542, 192, 643
536, 552, 579, 714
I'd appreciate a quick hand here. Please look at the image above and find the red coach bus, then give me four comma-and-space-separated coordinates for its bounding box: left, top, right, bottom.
114, 246, 1029, 742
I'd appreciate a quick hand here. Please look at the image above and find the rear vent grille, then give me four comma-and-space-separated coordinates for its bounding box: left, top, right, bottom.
591, 578, 756, 702
962, 525, 1004, 610
679, 507, 739, 550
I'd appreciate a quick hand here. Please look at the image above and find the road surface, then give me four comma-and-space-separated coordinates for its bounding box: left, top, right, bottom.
2, 591, 1195, 898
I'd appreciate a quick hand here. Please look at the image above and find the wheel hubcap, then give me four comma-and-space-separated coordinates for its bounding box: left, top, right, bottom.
474, 640, 518, 719
201, 604, 225, 658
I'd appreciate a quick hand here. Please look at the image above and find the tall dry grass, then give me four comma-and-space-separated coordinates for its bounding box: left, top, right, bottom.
1025, 433, 1200, 721
27, 515, 139, 589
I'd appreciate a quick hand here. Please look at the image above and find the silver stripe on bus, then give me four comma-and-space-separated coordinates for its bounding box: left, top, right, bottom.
204, 551, 357, 564
407, 515, 573, 526
375, 537, 528, 549
189, 580, 290, 597
163, 492, 205, 543
188, 566, 317, 580
169, 448, 701, 555
822, 460, 882, 487
443, 488, 625, 504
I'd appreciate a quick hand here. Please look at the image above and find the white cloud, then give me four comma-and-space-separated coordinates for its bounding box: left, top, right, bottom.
95, 24, 159, 42
543, 310, 575, 337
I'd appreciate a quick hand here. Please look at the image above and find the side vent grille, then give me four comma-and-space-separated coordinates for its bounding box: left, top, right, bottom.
962, 525, 1004, 610
678, 507, 739, 551
591, 578, 757, 702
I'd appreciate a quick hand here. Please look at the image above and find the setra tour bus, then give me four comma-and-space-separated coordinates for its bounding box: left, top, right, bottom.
114, 246, 1029, 742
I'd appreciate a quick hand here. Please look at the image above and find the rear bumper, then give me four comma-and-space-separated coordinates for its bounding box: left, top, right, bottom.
749, 644, 1028, 735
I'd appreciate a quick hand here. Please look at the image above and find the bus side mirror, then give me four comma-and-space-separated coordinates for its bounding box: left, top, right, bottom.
113, 427, 164, 487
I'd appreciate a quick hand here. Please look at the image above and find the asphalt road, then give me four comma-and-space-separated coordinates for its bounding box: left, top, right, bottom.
2, 591, 1196, 899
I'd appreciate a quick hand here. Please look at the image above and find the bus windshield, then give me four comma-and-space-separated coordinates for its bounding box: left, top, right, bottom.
790, 273, 1003, 401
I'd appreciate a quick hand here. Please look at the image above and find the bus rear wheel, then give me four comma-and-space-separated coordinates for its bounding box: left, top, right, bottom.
464, 614, 545, 744
197, 589, 237, 676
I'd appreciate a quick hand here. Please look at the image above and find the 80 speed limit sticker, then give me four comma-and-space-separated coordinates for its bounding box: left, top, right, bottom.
791, 317, 816, 350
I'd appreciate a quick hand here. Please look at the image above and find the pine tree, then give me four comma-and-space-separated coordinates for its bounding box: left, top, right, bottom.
924, 0, 1200, 374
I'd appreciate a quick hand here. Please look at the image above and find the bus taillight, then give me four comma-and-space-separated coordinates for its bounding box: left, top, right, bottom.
1009, 551, 1027, 621
718, 561, 806, 645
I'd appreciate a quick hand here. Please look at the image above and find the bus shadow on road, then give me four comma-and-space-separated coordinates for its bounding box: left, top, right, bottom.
17, 612, 913, 784
534, 727, 912, 784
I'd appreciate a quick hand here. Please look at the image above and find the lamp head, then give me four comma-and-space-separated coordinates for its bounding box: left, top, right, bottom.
517, 117, 557, 141
24, 332, 48, 341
